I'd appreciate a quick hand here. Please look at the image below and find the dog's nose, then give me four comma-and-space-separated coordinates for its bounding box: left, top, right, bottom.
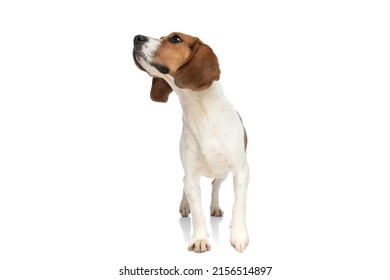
134, 35, 148, 45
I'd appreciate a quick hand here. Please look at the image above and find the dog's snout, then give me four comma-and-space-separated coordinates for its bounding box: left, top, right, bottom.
134, 35, 148, 45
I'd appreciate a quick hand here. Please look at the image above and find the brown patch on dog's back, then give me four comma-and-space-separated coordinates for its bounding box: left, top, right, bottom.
237, 112, 248, 152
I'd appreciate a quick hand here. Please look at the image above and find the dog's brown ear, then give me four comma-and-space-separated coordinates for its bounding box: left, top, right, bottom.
174, 39, 221, 91
150, 77, 172, 102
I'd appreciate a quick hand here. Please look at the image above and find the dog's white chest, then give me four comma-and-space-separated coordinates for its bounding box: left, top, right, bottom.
177, 82, 242, 178
184, 129, 232, 177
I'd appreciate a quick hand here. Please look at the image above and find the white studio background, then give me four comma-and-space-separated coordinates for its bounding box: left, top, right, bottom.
0, 1, 389, 279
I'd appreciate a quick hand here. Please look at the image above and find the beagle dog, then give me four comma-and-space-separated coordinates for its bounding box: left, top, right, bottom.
133, 32, 249, 253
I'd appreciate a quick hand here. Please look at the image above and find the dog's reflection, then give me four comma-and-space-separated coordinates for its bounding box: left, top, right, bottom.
179, 216, 223, 246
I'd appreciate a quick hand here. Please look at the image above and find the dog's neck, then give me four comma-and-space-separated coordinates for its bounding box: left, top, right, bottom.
161, 77, 235, 127
163, 75, 226, 105
176, 82, 224, 105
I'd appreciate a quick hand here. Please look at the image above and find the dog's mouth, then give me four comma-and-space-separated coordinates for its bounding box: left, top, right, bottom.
133, 49, 170, 75
133, 49, 146, 72
151, 63, 170, 74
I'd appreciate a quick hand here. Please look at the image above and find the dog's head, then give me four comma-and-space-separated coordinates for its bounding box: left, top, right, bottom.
133, 32, 220, 102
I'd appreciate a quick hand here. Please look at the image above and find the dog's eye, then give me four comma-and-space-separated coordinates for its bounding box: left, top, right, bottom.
168, 35, 182, 44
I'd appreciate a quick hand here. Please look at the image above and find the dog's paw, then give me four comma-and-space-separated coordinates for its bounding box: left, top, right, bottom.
230, 227, 249, 252
188, 239, 211, 253
210, 206, 224, 217
179, 202, 190, 217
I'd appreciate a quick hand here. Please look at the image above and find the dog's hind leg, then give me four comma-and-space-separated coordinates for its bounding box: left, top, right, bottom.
179, 190, 190, 217
210, 176, 227, 216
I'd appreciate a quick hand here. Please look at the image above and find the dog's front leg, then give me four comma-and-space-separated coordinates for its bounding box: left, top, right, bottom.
183, 175, 210, 253
230, 164, 250, 252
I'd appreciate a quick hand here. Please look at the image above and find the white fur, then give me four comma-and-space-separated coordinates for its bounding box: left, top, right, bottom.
142, 37, 160, 63
136, 36, 249, 253
170, 80, 250, 253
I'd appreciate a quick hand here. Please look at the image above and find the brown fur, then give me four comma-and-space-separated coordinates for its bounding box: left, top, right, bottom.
149, 33, 221, 102
175, 38, 220, 91
150, 77, 172, 102
156, 33, 197, 75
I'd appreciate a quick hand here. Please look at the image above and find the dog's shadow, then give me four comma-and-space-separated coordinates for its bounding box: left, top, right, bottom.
179, 215, 223, 246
